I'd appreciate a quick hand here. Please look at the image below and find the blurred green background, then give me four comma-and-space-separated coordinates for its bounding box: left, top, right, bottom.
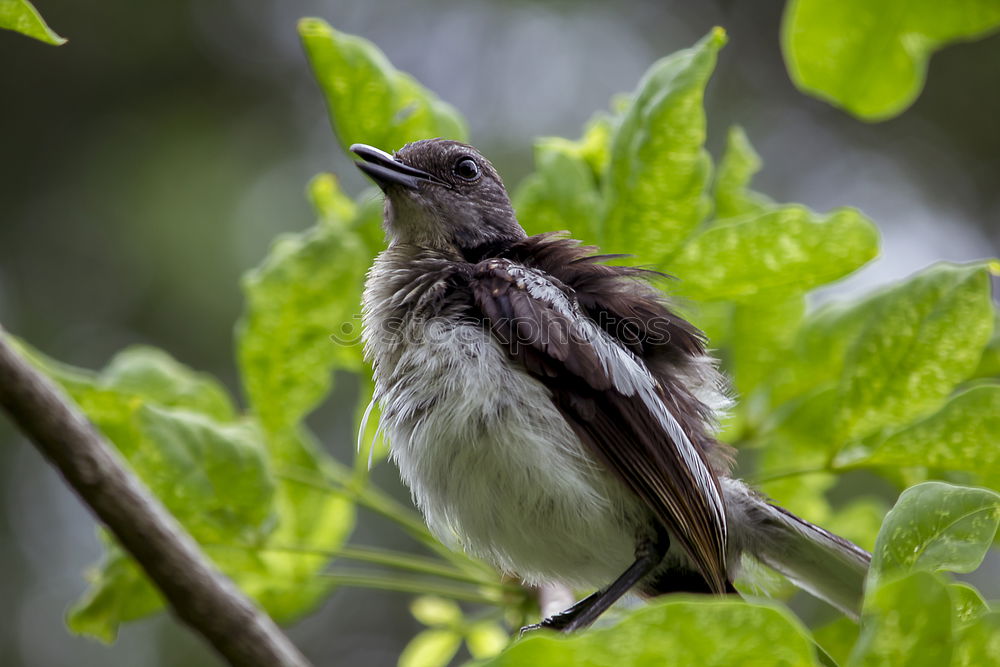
1, 1, 998, 665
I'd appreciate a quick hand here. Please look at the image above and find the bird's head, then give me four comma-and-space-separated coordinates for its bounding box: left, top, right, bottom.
351, 139, 525, 252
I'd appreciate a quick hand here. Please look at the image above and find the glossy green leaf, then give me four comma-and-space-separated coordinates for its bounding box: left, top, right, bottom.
602, 28, 725, 263
713, 125, 773, 221
848, 571, 952, 667
486, 598, 818, 666
870, 482, 1000, 583
949, 582, 989, 625
237, 207, 369, 439
782, 0, 1000, 120
513, 138, 602, 239
299, 17, 467, 154
667, 205, 878, 301
0, 0, 65, 45
835, 263, 996, 443
849, 384, 1000, 472
399, 629, 462, 667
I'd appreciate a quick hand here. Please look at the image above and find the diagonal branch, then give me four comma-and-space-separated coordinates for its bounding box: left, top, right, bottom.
0, 328, 312, 667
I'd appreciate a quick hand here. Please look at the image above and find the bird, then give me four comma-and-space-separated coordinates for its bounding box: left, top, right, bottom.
351, 138, 871, 633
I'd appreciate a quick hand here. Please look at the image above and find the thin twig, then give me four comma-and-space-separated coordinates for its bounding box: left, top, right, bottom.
0, 329, 311, 667
276, 466, 493, 577
319, 570, 510, 606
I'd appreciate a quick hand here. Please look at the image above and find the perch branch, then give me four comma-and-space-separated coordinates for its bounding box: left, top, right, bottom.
0, 329, 311, 667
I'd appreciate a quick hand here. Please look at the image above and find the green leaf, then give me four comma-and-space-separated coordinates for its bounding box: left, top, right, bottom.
486, 598, 818, 666
100, 346, 236, 422
410, 596, 463, 627
465, 621, 510, 659
972, 310, 1000, 380
513, 137, 601, 239
728, 293, 806, 400
399, 629, 463, 667
949, 582, 989, 625
0, 0, 65, 45
953, 610, 1000, 667
667, 205, 878, 301
67, 542, 163, 643
834, 262, 996, 443
237, 211, 369, 440
782, 0, 1000, 120
299, 17, 467, 154
848, 571, 952, 667
307, 172, 357, 229
602, 28, 725, 262
870, 482, 1000, 584
849, 384, 1000, 472
713, 125, 773, 221
812, 616, 859, 667
767, 297, 879, 410
67, 403, 276, 640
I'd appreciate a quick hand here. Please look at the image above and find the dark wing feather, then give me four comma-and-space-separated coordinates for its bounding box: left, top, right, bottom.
470, 255, 730, 593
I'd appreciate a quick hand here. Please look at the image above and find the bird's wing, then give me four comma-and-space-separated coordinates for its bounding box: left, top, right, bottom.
470, 257, 729, 592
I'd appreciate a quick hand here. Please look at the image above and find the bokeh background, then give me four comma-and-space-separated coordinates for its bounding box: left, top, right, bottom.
1, 1, 998, 665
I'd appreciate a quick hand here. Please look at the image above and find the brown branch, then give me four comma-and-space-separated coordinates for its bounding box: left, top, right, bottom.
0, 329, 312, 667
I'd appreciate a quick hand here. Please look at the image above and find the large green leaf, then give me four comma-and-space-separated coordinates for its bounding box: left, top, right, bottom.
870, 482, 1000, 584
667, 206, 878, 301
834, 262, 996, 443
848, 571, 953, 667
237, 177, 369, 439
299, 18, 467, 154
513, 137, 602, 239
0, 0, 64, 45
847, 383, 1000, 473
782, 0, 1000, 121
486, 598, 818, 666
601, 28, 725, 263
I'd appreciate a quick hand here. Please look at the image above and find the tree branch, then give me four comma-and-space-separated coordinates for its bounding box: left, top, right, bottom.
0, 330, 312, 667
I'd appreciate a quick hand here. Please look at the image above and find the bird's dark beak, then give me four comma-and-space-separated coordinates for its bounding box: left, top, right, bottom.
350, 144, 433, 191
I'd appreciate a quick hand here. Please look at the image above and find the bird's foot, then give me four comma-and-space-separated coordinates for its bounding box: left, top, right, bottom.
518, 610, 582, 637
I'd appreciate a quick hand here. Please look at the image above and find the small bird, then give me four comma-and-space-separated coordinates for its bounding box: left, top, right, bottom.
352, 138, 870, 633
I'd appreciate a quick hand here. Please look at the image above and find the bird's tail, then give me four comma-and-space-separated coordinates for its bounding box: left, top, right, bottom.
723, 479, 871, 619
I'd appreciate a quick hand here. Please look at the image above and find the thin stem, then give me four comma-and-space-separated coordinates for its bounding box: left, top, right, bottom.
276, 466, 492, 577
207, 542, 512, 591
748, 465, 835, 485
319, 570, 514, 606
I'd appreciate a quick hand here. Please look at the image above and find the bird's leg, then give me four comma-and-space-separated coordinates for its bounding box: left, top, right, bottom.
520, 531, 669, 635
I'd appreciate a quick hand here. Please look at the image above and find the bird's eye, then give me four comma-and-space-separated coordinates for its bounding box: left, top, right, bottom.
453, 157, 481, 181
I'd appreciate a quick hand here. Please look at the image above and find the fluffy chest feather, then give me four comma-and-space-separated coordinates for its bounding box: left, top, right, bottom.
361, 248, 644, 587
